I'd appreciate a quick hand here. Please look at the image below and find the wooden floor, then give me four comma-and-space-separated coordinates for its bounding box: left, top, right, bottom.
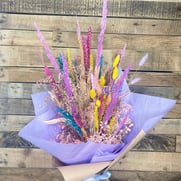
0, 0, 181, 180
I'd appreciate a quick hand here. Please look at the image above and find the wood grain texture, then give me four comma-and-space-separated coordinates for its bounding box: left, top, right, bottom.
0, 115, 180, 135
52, 31, 181, 51
1, 0, 181, 19
0, 168, 64, 181
1, 30, 181, 52
110, 171, 181, 181
0, 99, 180, 117
133, 134, 176, 152
0, 67, 180, 86
0, 132, 35, 148
111, 151, 181, 172
1, 46, 181, 72
0, 168, 180, 181
0, 148, 59, 168
0, 0, 180, 180
1, 13, 181, 35
0, 83, 180, 103
150, 119, 181, 135
0, 131, 176, 152
0, 115, 33, 132
0, 30, 52, 46
176, 136, 181, 153
0, 82, 49, 99
0, 148, 180, 172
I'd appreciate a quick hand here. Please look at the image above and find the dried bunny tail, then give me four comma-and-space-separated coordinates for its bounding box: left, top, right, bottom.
44, 118, 66, 124
82, 35, 89, 71
139, 53, 148, 67
120, 44, 127, 62
130, 77, 141, 85
87, 26, 92, 68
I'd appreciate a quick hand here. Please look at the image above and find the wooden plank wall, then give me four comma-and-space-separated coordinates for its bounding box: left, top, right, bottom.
0, 0, 181, 180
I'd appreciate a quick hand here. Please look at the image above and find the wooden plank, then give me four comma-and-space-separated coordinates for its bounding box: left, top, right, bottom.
1, 115, 181, 134
1, 0, 181, 19
1, 115, 180, 135
0, 30, 52, 46
0, 98, 180, 117
166, 104, 181, 119
1, 14, 181, 35
176, 136, 181, 153
111, 151, 181, 172
150, 119, 181, 135
0, 131, 176, 152
0, 168, 63, 181
0, 82, 49, 99
0, 99, 34, 115
0, 83, 180, 103
1, 30, 181, 52
0, 148, 180, 172
0, 148, 58, 168
0, 168, 180, 181
1, 46, 181, 72
130, 86, 181, 103
0, 132, 35, 148
0, 67, 180, 86
0, 115, 33, 132
133, 134, 176, 152
52, 31, 181, 51
111, 170, 181, 181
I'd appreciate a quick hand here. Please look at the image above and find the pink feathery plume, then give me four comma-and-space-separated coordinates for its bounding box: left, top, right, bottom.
34, 45, 61, 100
103, 65, 131, 124
87, 27, 92, 68
61, 54, 83, 128
44, 66, 62, 101
82, 35, 89, 71
34, 22, 60, 75
95, 0, 107, 67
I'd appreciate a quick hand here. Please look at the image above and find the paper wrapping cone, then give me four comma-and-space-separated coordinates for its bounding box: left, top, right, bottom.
57, 130, 146, 181
58, 161, 110, 181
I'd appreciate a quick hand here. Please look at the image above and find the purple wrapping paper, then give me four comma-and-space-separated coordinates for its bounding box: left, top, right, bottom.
19, 91, 176, 165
